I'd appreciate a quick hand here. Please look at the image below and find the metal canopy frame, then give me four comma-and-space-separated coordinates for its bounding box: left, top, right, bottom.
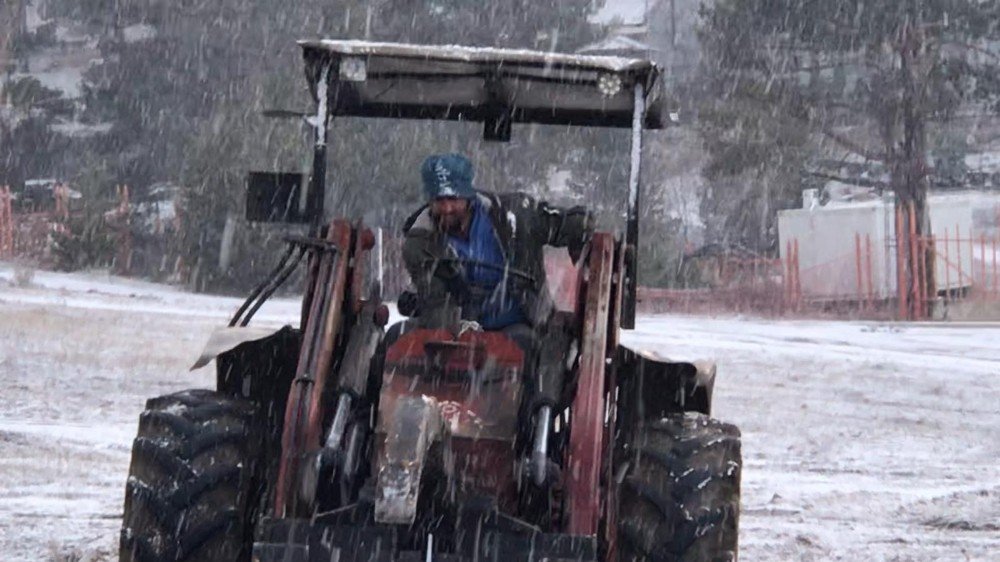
299, 40, 663, 131
298, 40, 658, 329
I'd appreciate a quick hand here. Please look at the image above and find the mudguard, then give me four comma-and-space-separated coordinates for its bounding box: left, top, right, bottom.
191, 325, 292, 370
616, 344, 717, 423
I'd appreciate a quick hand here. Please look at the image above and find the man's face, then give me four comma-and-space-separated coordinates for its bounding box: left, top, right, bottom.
430, 197, 471, 235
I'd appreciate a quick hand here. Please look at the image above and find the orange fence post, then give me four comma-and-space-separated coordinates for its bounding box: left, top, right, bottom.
785, 240, 792, 308
908, 203, 920, 319
895, 204, 907, 319
943, 228, 951, 302
54, 183, 68, 221
865, 234, 874, 308
993, 235, 1000, 298
955, 223, 963, 294
980, 234, 987, 295
7, 185, 11, 257
855, 232, 864, 309
114, 184, 134, 275
793, 239, 801, 310
919, 234, 929, 317
0, 186, 13, 259
926, 233, 937, 306
124, 185, 132, 274
969, 228, 975, 295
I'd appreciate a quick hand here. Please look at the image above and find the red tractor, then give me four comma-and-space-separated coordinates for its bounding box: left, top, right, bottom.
119, 41, 741, 562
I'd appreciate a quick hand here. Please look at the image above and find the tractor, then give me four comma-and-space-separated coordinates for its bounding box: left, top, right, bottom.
119, 40, 741, 562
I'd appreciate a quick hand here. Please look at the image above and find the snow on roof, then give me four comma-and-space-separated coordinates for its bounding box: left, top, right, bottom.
50, 120, 113, 138
24, 179, 59, 186
299, 40, 656, 74
966, 150, 1000, 173
577, 35, 656, 55
122, 24, 157, 43
297, 40, 664, 130
590, 0, 649, 26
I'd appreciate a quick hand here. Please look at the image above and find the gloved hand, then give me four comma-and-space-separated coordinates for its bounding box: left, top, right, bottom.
422, 250, 463, 281
397, 290, 420, 317
568, 237, 587, 264
566, 209, 594, 264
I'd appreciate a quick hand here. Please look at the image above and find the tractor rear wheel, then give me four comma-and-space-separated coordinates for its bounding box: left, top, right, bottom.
617, 413, 741, 562
120, 389, 264, 562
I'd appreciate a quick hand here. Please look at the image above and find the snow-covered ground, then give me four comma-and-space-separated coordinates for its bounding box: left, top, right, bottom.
1, 264, 998, 561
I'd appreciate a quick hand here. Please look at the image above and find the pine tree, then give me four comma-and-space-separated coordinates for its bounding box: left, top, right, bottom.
75, 0, 602, 290
700, 0, 1000, 317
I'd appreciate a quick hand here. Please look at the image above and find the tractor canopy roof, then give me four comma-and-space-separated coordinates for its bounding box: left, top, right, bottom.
299, 40, 664, 131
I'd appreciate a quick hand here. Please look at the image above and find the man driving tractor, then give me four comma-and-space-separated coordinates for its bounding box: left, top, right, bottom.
400, 153, 593, 346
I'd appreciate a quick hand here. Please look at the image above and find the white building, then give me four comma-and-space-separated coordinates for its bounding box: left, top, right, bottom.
777, 191, 987, 300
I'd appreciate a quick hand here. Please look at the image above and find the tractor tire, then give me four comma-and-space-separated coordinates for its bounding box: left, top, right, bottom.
617, 413, 741, 562
120, 389, 264, 562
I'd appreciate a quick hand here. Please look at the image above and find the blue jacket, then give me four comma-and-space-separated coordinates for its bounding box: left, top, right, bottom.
403, 190, 592, 328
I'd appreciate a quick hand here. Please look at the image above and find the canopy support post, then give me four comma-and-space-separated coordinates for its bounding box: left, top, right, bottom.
307, 61, 332, 226
622, 83, 645, 330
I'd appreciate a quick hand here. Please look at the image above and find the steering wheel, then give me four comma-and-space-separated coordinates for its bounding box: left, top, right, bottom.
421, 256, 535, 283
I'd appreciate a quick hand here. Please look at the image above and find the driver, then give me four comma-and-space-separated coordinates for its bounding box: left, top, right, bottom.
401, 153, 592, 343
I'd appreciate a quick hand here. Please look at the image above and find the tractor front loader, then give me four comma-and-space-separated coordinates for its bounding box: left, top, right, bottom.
119, 41, 741, 562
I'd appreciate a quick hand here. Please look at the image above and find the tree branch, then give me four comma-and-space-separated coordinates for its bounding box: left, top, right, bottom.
941, 40, 1000, 61
804, 170, 888, 189
820, 128, 887, 162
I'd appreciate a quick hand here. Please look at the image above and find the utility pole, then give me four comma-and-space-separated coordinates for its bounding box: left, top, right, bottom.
113, 0, 123, 41
670, 0, 677, 47
0, 0, 24, 105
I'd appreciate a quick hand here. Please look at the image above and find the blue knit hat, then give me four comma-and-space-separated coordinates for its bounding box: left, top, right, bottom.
421, 153, 476, 200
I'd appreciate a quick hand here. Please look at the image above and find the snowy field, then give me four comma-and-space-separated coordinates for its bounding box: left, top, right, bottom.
1, 264, 998, 561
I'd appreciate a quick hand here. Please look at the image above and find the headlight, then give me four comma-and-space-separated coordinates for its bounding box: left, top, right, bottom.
598, 73, 622, 97
339, 56, 367, 82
